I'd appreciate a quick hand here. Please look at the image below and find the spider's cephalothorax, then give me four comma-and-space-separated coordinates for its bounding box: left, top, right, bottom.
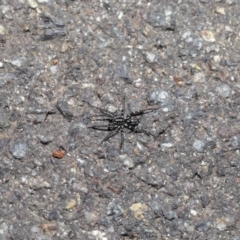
86, 96, 158, 149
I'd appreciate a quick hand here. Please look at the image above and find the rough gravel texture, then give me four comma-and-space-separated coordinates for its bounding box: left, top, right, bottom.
0, 0, 240, 239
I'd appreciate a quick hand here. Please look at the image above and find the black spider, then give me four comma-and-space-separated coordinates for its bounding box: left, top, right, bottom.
86, 96, 158, 149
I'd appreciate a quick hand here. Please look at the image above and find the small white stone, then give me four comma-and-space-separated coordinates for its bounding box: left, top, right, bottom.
2, 5, 10, 15
182, 31, 191, 40
215, 7, 225, 15
190, 209, 197, 216
225, 26, 232, 32
120, 154, 134, 168
50, 65, 57, 75
82, 83, 95, 88
11, 57, 27, 67
161, 143, 174, 148
136, 141, 143, 151
146, 52, 156, 63
108, 105, 117, 113
192, 72, 205, 83
213, 55, 221, 63
61, 42, 69, 53
118, 11, 123, 20
28, 0, 38, 8
201, 30, 216, 42
216, 84, 231, 98
0, 25, 7, 35
21, 176, 28, 184
92, 230, 108, 240
193, 140, 205, 152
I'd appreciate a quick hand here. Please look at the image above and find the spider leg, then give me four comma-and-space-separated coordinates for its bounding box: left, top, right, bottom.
100, 128, 120, 144
90, 116, 114, 121
89, 124, 113, 131
98, 109, 116, 118
120, 128, 125, 149
129, 107, 160, 117
121, 94, 126, 118
84, 100, 116, 118
133, 127, 155, 137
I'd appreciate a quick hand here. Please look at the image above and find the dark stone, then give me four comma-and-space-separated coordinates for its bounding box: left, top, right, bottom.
39, 29, 66, 41
56, 100, 74, 121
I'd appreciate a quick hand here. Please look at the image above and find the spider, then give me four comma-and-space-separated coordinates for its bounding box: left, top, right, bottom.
86, 96, 159, 149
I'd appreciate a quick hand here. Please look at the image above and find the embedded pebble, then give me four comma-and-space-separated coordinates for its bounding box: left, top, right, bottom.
50, 65, 58, 75
145, 52, 157, 63
40, 29, 66, 41
190, 209, 198, 216
161, 143, 174, 149
39, 134, 54, 144
29, 176, 51, 189
215, 7, 225, 15
196, 221, 211, 232
61, 42, 69, 53
84, 211, 99, 224
215, 216, 234, 231
147, 88, 172, 106
120, 154, 134, 168
106, 162, 118, 172
0, 25, 7, 35
192, 72, 206, 83
65, 199, 77, 210
200, 195, 211, 208
9, 141, 28, 160
28, 0, 38, 8
193, 140, 205, 152
0, 222, 8, 240
30, 226, 40, 234
92, 230, 108, 240
130, 203, 148, 220
201, 30, 216, 42
10, 57, 27, 67
56, 100, 74, 121
147, 6, 174, 30
162, 208, 177, 220
216, 84, 231, 98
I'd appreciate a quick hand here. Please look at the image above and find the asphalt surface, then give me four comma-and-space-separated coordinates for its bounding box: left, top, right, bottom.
0, 0, 240, 239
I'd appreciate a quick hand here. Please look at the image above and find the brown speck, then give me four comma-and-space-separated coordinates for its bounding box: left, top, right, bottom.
182, 65, 188, 70
52, 149, 65, 159
107, 184, 123, 194
174, 76, 184, 87
235, 178, 240, 184
52, 59, 58, 65
41, 223, 58, 235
